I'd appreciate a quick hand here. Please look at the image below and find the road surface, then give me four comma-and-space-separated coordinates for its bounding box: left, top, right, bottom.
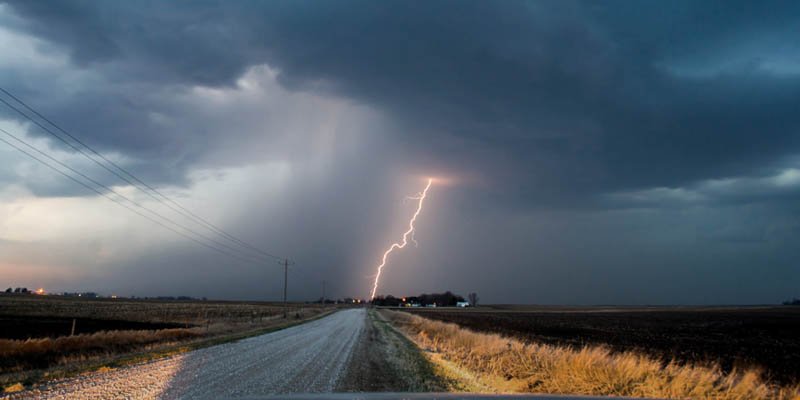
10, 309, 365, 400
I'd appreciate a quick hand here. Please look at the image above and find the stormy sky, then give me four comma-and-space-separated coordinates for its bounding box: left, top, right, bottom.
1, 1, 799, 304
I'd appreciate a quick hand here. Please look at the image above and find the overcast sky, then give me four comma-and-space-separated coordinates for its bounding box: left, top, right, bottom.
1, 1, 799, 304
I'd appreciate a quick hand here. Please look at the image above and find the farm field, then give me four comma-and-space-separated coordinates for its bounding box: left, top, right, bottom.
0, 295, 315, 326
404, 305, 800, 385
0, 294, 331, 390
0, 316, 185, 340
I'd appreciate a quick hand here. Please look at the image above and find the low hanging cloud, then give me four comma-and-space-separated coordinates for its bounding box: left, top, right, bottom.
607, 167, 800, 209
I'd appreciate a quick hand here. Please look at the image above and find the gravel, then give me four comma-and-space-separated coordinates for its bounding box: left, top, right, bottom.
337, 309, 444, 392
6, 309, 365, 400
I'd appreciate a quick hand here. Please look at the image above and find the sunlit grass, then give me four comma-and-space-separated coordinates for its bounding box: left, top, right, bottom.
3, 382, 24, 393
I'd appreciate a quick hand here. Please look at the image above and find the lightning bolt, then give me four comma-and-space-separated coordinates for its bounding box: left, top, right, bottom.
370, 178, 433, 300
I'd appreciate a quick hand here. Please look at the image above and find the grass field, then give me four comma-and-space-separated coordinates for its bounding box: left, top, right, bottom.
403, 305, 800, 385
386, 309, 800, 399
0, 294, 331, 391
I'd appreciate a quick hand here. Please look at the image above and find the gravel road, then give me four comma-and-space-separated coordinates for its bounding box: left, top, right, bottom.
8, 309, 365, 400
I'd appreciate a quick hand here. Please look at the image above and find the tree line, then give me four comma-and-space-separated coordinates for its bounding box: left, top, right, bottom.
371, 291, 478, 307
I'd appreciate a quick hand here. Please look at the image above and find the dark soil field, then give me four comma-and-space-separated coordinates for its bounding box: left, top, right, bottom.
405, 306, 800, 385
0, 316, 186, 340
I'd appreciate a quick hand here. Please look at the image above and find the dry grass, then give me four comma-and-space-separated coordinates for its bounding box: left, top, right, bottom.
3, 382, 24, 393
0, 328, 203, 373
386, 310, 800, 400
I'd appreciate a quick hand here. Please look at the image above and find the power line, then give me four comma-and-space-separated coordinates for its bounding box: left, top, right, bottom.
0, 87, 284, 261
0, 92, 278, 260
0, 133, 264, 264
0, 126, 272, 264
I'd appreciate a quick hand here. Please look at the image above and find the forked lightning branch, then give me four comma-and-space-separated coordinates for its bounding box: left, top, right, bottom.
369, 178, 434, 300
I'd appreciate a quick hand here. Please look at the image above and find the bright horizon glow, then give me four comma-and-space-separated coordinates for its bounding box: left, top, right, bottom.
369, 178, 433, 300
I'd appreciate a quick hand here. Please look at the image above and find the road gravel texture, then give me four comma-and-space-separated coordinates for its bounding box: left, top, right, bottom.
6, 309, 365, 400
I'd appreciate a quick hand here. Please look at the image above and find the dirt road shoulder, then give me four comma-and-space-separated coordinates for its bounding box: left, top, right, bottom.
337, 308, 444, 392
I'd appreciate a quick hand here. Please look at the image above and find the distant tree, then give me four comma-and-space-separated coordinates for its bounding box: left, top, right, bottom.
783, 298, 800, 306
371, 295, 403, 307
21, 288, 29, 293
4, 287, 11, 293
468, 292, 479, 306
370, 291, 469, 307
384, 295, 402, 307
13, 287, 20, 293
418, 291, 465, 307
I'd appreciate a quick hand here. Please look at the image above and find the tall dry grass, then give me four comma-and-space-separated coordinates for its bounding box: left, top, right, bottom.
386, 311, 800, 400
0, 328, 203, 373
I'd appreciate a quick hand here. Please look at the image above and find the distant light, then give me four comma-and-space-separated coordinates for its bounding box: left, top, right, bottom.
35, 288, 45, 295
111, 295, 118, 299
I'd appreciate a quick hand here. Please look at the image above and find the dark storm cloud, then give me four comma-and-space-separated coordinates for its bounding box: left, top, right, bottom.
2, 1, 800, 304
245, 0, 800, 201
4, 0, 800, 205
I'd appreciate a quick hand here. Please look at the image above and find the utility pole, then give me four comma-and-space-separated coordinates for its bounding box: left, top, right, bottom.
283, 259, 288, 304
322, 280, 326, 306
278, 258, 294, 316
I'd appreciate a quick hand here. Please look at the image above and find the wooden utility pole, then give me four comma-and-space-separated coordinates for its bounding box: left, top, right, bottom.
282, 258, 289, 317
283, 259, 288, 304
278, 258, 294, 316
